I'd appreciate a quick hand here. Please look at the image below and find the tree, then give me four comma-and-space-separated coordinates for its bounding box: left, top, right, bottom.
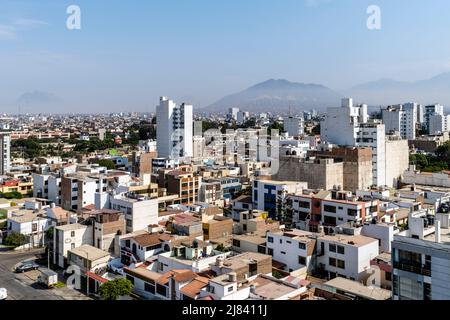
1, 191, 23, 199
99, 278, 133, 300
4, 231, 27, 247
98, 159, 116, 170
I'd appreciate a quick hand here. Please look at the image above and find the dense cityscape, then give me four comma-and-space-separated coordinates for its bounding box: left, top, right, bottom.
2, 1, 450, 313
0, 95, 450, 302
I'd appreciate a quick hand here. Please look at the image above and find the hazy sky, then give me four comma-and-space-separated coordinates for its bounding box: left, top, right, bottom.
1, 0, 450, 113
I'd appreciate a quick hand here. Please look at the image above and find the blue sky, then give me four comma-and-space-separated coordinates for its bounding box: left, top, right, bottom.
1, 0, 450, 113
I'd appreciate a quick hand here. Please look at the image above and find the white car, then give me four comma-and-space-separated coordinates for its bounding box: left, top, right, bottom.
0, 288, 7, 300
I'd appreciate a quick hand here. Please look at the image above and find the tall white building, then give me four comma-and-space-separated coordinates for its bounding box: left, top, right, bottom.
382, 103, 417, 140
156, 97, 193, 159
424, 104, 444, 131
228, 107, 239, 121
429, 113, 450, 135
283, 116, 304, 137
0, 133, 11, 175
321, 98, 407, 187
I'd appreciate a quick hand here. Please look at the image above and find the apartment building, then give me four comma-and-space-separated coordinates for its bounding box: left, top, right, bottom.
382, 103, 417, 140
283, 116, 304, 137
54, 223, 93, 268
274, 156, 344, 191
0, 132, 10, 175
316, 234, 379, 281
61, 174, 107, 211
156, 96, 193, 159
424, 104, 444, 131
158, 167, 201, 205
266, 229, 316, 273
392, 211, 450, 300
307, 145, 373, 192
429, 113, 450, 135
252, 179, 308, 218
110, 193, 158, 233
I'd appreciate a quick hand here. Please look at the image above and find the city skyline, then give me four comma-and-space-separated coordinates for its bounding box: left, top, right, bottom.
2, 0, 450, 113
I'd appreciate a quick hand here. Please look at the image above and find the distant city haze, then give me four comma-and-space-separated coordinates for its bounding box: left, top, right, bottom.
1, 0, 450, 113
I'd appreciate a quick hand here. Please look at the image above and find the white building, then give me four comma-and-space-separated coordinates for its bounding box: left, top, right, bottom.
382, 103, 417, 140
110, 194, 158, 233
321, 98, 408, 187
316, 234, 379, 281
266, 229, 316, 273
392, 211, 450, 300
424, 104, 444, 131
252, 179, 308, 217
53, 223, 93, 268
156, 96, 193, 159
228, 107, 239, 121
429, 113, 450, 135
283, 116, 304, 137
0, 133, 10, 175
7, 212, 49, 247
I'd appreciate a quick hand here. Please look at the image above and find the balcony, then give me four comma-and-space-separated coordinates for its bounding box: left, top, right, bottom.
394, 262, 431, 276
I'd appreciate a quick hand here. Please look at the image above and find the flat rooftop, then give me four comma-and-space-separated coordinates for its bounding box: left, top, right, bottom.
319, 234, 378, 247
324, 277, 391, 300
69, 244, 110, 261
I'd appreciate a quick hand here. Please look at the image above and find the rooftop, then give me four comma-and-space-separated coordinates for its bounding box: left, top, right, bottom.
319, 234, 378, 247
69, 244, 110, 261
323, 277, 391, 300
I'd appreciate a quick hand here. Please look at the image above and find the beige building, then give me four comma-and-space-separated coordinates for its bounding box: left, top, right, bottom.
385, 138, 409, 188
274, 156, 344, 190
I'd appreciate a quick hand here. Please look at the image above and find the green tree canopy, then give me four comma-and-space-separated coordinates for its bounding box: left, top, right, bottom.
4, 231, 27, 247
99, 278, 133, 300
98, 159, 116, 170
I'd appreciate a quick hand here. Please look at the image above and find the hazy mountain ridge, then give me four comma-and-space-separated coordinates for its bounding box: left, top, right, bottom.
203, 79, 343, 113
345, 72, 450, 106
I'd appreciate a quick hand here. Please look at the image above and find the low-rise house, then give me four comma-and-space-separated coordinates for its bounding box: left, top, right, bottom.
54, 223, 93, 268
120, 232, 172, 265
210, 252, 272, 282
6, 210, 49, 247
67, 244, 111, 274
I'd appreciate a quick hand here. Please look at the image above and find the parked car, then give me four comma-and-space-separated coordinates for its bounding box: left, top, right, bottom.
15, 261, 40, 273
0, 288, 7, 300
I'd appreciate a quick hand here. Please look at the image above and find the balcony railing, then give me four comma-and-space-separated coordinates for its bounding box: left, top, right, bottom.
394, 262, 431, 276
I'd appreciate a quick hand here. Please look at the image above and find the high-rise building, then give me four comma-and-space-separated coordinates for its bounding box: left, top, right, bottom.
283, 116, 304, 137
321, 98, 408, 187
156, 97, 193, 159
228, 107, 239, 121
0, 133, 11, 175
429, 113, 450, 135
424, 104, 444, 131
382, 103, 417, 140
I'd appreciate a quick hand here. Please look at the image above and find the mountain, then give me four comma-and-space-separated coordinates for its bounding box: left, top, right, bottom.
345, 73, 450, 106
17, 90, 61, 106
203, 79, 342, 113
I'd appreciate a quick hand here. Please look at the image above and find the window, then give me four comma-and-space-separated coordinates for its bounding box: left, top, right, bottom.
337, 246, 345, 254
144, 282, 155, 294
156, 284, 167, 297
267, 248, 273, 256
347, 209, 358, 217
385, 271, 392, 281
298, 242, 306, 250
298, 256, 306, 265
299, 201, 310, 209
71, 231, 75, 237
329, 244, 336, 252
227, 286, 234, 293
329, 257, 336, 267
71, 243, 75, 249
281, 251, 286, 255
337, 260, 345, 269
268, 236, 274, 243
126, 275, 135, 285
232, 239, 241, 247
324, 205, 336, 213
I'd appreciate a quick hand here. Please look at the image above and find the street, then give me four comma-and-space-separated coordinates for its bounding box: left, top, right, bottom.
0, 249, 91, 300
